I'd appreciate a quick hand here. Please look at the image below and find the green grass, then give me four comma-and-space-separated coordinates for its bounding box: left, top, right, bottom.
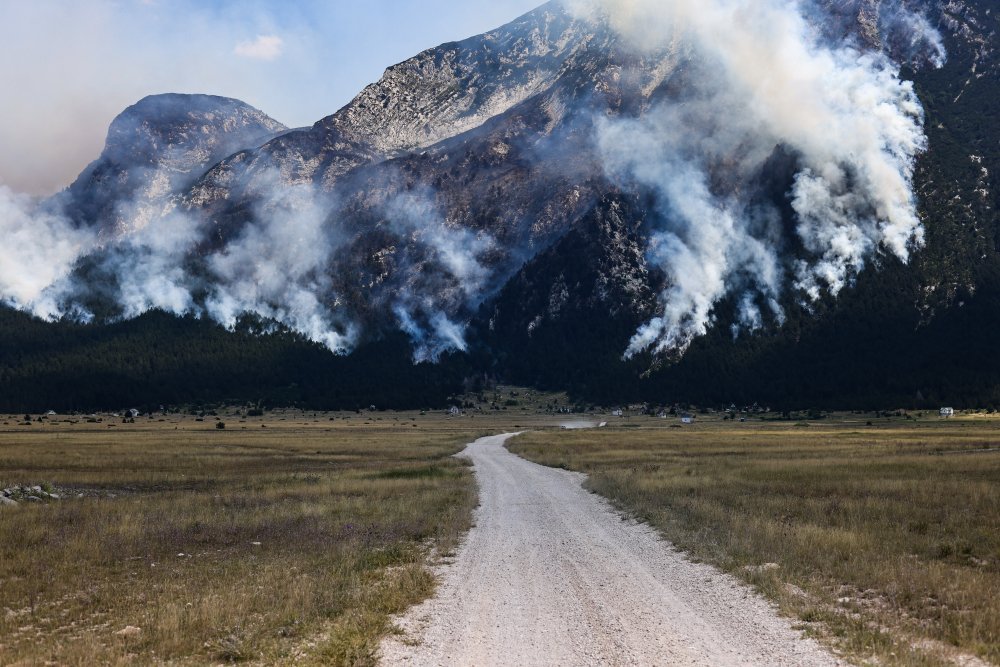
0, 413, 479, 665
509, 416, 1000, 666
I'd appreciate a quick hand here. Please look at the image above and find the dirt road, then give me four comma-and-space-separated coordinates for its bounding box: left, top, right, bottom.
380, 433, 843, 666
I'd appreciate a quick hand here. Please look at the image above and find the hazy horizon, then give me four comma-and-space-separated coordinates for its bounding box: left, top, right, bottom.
0, 0, 541, 196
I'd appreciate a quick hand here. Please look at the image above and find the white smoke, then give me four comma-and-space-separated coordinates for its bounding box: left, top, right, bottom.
569, 0, 942, 356
204, 181, 357, 352
0, 174, 491, 360
811, 0, 947, 69
3, 179, 360, 352
111, 209, 203, 318
385, 190, 496, 361
0, 186, 97, 318
879, 1, 946, 68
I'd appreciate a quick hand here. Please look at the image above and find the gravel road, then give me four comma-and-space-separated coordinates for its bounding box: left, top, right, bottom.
380, 433, 844, 666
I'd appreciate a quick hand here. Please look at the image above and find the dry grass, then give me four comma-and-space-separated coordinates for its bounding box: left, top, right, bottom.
0, 412, 483, 665
510, 415, 1000, 667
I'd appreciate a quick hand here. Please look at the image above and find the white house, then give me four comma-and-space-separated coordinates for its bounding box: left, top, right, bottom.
681, 414, 694, 424
940, 407, 955, 418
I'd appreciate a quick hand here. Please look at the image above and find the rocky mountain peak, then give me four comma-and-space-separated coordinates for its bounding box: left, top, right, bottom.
64, 93, 287, 236
316, 1, 591, 156
188, 2, 611, 203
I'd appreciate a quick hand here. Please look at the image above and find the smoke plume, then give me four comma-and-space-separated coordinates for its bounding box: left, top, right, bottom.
0, 187, 96, 318
64, 183, 362, 353
6, 176, 494, 360
569, 0, 943, 356
385, 190, 497, 361
202, 180, 356, 352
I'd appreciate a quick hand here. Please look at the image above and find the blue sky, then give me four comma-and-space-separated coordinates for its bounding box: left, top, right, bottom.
0, 0, 543, 195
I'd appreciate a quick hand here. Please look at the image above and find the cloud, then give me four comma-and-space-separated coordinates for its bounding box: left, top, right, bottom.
234, 34, 285, 61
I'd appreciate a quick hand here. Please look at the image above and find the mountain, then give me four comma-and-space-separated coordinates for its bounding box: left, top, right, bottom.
5, 0, 999, 412
61, 94, 287, 237
188, 4, 595, 204
478, 0, 1000, 407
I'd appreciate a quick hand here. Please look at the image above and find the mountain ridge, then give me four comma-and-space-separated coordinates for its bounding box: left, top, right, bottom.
63, 93, 287, 237
3, 0, 998, 411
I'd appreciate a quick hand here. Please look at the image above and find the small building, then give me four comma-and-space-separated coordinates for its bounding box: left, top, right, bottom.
611, 409, 624, 417
940, 407, 955, 418
128, 408, 140, 418
448, 406, 461, 416
681, 413, 694, 424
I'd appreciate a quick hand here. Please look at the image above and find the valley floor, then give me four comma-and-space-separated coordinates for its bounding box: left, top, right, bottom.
509, 418, 1000, 667
2, 406, 997, 665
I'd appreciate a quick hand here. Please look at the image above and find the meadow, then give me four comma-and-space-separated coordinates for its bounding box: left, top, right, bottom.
510, 414, 1000, 667
0, 410, 488, 665
3, 399, 998, 667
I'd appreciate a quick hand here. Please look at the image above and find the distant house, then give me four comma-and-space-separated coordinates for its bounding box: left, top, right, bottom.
45, 410, 57, 416
128, 408, 140, 418
940, 407, 955, 418
681, 413, 694, 424
611, 409, 624, 417
448, 406, 461, 416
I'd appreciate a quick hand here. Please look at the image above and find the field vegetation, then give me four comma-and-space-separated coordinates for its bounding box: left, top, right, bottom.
510, 414, 1000, 667
0, 411, 484, 665
5, 398, 998, 667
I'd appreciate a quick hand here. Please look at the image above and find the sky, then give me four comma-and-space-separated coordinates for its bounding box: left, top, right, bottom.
0, 0, 543, 196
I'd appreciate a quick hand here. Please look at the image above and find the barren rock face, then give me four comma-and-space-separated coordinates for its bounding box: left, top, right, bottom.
187, 3, 609, 207
64, 93, 286, 237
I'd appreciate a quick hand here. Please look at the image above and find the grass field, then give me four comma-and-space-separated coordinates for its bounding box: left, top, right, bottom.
510, 415, 1000, 667
4, 401, 998, 666
0, 410, 492, 665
